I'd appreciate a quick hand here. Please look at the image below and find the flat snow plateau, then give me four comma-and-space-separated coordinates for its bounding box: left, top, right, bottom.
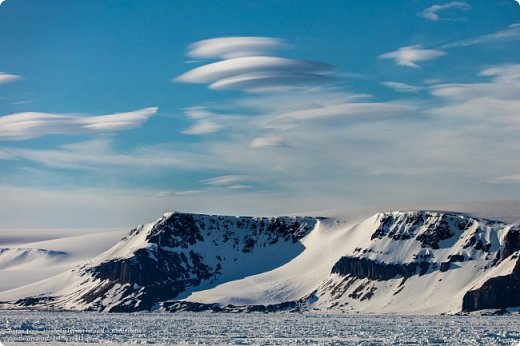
0, 228, 128, 290
0, 310, 519, 345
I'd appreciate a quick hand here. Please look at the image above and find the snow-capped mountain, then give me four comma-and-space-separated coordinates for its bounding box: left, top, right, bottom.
313, 211, 519, 313
0, 212, 317, 312
0, 210, 518, 314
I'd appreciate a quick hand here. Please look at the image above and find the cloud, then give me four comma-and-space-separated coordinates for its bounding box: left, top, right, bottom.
379, 45, 447, 68
156, 189, 207, 196
418, 2, 471, 21
201, 175, 255, 190
182, 121, 221, 135
249, 136, 289, 149
175, 37, 335, 91
488, 174, 520, 184
273, 102, 415, 123
443, 23, 520, 48
428, 64, 520, 127
182, 108, 223, 135
209, 71, 334, 91
0, 138, 217, 172
175, 56, 332, 89
430, 64, 520, 100
382, 81, 422, 93
0, 72, 21, 85
0, 107, 157, 140
187, 36, 288, 59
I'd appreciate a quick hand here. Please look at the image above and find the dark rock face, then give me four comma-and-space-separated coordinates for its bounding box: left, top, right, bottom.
162, 293, 316, 313
371, 212, 474, 249
331, 256, 419, 280
14, 296, 55, 307
84, 247, 216, 311
146, 213, 203, 248
462, 258, 520, 311
74, 212, 318, 311
502, 226, 520, 260
439, 254, 465, 272
461, 226, 520, 312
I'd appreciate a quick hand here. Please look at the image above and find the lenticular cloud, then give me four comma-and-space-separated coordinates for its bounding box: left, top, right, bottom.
0, 107, 158, 140
175, 36, 335, 91
187, 36, 288, 59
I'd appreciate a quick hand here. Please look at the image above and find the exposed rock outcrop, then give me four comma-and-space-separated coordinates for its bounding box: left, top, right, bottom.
462, 258, 520, 311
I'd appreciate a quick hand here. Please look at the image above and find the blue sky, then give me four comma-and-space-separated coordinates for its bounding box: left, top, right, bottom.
0, 0, 519, 228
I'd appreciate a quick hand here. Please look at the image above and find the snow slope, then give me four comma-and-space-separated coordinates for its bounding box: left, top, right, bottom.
0, 228, 127, 291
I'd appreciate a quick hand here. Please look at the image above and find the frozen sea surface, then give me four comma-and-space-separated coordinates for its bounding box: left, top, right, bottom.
0, 311, 519, 345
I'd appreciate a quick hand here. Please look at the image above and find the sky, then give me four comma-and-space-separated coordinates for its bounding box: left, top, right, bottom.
0, 0, 519, 228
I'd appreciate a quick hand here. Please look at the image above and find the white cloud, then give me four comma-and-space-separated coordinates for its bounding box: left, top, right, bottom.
273, 102, 414, 123
430, 64, 520, 101
0, 107, 157, 140
173, 189, 207, 196
187, 36, 288, 59
175, 56, 333, 90
181, 107, 230, 135
418, 2, 471, 21
201, 175, 251, 186
0, 72, 21, 85
429, 64, 520, 127
176, 37, 335, 91
249, 136, 289, 149
489, 174, 520, 184
200, 175, 256, 190
379, 45, 447, 68
382, 81, 422, 93
209, 71, 334, 91
0, 138, 210, 171
443, 23, 520, 48
182, 121, 221, 135
227, 184, 252, 190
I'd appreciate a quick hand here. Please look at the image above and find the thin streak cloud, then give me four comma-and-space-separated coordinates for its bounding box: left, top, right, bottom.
382, 81, 422, 93
418, 2, 471, 22
273, 103, 415, 123
443, 23, 520, 48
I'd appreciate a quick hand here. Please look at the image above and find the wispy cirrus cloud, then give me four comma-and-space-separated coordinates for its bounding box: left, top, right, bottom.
273, 102, 415, 123
0, 72, 21, 85
0, 107, 157, 140
443, 23, 520, 48
418, 2, 471, 21
382, 81, 422, 93
381, 23, 519, 70
429, 64, 520, 127
0, 137, 217, 172
379, 45, 447, 68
